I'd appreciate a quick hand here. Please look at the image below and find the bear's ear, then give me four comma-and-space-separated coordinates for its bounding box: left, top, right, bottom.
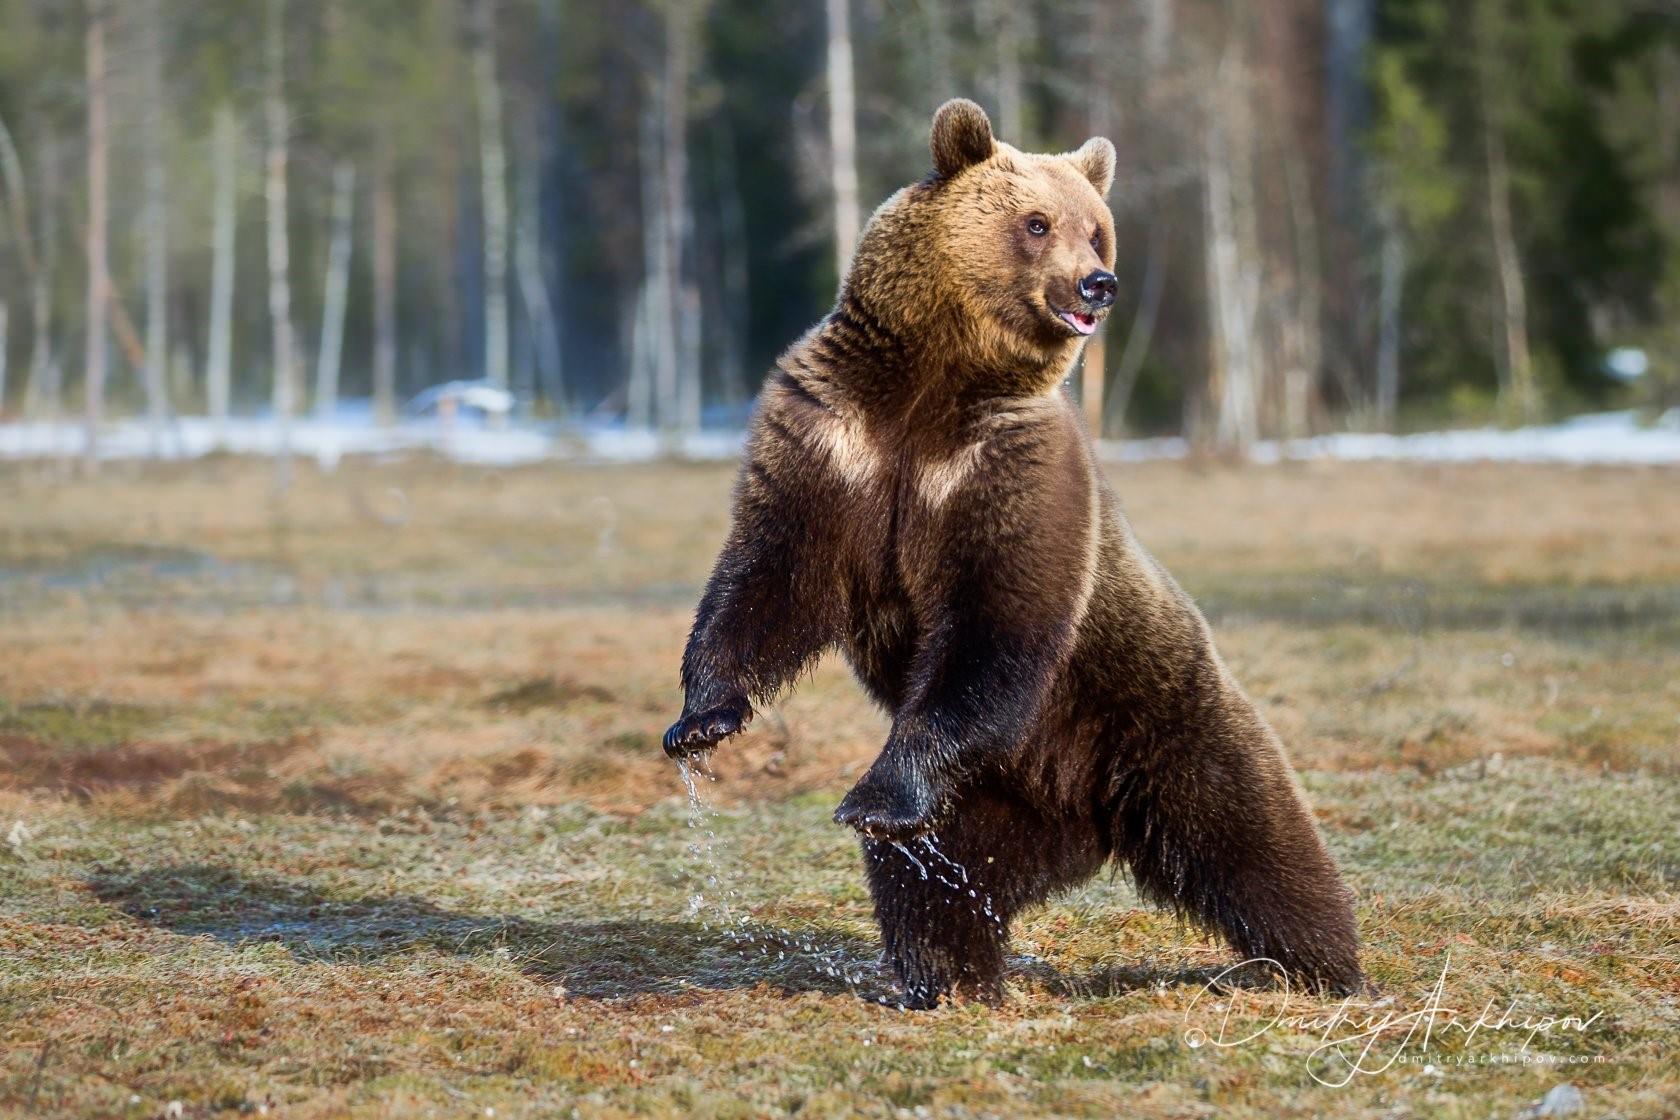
930, 99, 995, 179
1072, 137, 1117, 197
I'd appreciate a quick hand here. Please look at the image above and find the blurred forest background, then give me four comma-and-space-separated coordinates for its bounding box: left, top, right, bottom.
1, 0, 1679, 456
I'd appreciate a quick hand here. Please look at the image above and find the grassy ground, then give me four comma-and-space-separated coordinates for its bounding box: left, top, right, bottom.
1, 456, 1676, 1118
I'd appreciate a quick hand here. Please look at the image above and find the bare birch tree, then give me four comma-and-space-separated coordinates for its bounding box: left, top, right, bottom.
473, 0, 510, 396
1275, 89, 1325, 440
825, 0, 860, 282
1474, 0, 1536, 423
1204, 47, 1262, 454
658, 0, 696, 436
915, 0, 954, 104
314, 161, 354, 419
983, 0, 1024, 142
515, 163, 563, 411
206, 104, 237, 436
1374, 206, 1404, 429
33, 133, 59, 421
265, 0, 297, 473
84, 2, 110, 467
371, 153, 397, 426
141, 0, 172, 452
629, 95, 663, 433
0, 112, 42, 420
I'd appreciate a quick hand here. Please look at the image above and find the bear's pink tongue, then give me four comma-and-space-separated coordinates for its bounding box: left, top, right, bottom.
1059, 309, 1098, 336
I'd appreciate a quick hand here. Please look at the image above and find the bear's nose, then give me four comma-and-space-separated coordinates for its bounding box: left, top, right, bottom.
1078, 270, 1117, 309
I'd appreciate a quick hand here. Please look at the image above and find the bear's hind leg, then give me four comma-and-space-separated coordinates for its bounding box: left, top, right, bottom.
1111, 716, 1363, 995
864, 791, 1106, 1008
866, 835, 1009, 1008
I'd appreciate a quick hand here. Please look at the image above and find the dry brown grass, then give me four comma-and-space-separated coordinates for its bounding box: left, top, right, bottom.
1, 456, 1676, 1118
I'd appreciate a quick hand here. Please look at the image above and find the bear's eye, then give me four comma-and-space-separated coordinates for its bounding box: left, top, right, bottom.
1090, 230, 1102, 253
1026, 216, 1049, 237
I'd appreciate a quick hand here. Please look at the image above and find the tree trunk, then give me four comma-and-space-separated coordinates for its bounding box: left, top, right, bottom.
265, 0, 296, 478
982, 0, 1023, 142
473, 0, 510, 398
627, 282, 654, 432
711, 119, 750, 405
207, 104, 237, 435
1110, 222, 1166, 435
372, 156, 398, 427
1204, 51, 1261, 455
657, 1, 693, 436
314, 161, 355, 420
84, 3, 109, 467
1142, 0, 1172, 73
630, 95, 663, 433
1475, 0, 1535, 423
515, 160, 563, 412
1374, 209, 1404, 430
825, 0, 859, 284
915, 0, 954, 105
1278, 116, 1324, 439
29, 130, 58, 421
0, 303, 8, 416
142, 0, 171, 452
0, 112, 44, 421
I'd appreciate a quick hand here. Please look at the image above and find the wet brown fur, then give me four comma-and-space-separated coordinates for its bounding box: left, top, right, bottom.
666, 100, 1362, 1008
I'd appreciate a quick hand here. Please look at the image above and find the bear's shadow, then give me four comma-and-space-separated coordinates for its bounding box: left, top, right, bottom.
86, 863, 1259, 1004
86, 862, 887, 1001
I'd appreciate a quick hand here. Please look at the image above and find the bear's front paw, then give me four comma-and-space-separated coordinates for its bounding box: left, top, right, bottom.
833, 762, 940, 840
663, 697, 753, 759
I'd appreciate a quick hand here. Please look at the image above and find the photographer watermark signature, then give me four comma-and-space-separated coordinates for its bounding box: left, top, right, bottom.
1181, 953, 1607, 1087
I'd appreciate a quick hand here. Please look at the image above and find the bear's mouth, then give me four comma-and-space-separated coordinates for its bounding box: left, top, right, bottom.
1052, 306, 1099, 337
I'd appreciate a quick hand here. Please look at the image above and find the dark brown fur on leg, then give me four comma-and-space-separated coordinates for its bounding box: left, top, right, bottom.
866, 838, 1008, 1008
1110, 704, 1363, 995
866, 789, 1107, 1007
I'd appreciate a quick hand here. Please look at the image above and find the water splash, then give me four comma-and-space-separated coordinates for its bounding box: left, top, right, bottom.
674, 758, 872, 989
889, 840, 929, 880
918, 832, 1006, 937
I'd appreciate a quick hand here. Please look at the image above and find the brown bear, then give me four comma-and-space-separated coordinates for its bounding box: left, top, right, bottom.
664, 99, 1362, 1008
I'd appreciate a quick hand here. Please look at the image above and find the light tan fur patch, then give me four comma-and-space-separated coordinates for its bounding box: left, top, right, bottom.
809, 412, 881, 488
914, 443, 985, 509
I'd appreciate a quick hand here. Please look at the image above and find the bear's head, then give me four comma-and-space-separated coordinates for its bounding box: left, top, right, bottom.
847, 98, 1118, 388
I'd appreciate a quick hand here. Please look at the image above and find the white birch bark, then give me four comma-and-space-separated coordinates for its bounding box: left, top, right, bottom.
657, 2, 691, 435
711, 122, 749, 404
1204, 53, 1260, 455
1476, 1, 1535, 422
514, 161, 563, 411
825, 0, 860, 282
314, 160, 354, 419
473, 0, 510, 396
372, 157, 397, 426
84, 3, 110, 467
142, 0, 171, 452
0, 113, 40, 420
30, 132, 58, 420
207, 104, 237, 435
1110, 223, 1165, 434
1375, 211, 1405, 431
265, 0, 296, 474
915, 0, 953, 103
983, 0, 1023, 142
630, 96, 663, 433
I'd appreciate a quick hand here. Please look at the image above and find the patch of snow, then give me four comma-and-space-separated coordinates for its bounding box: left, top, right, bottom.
3, 409, 1676, 468
1099, 410, 1680, 466
0, 413, 743, 468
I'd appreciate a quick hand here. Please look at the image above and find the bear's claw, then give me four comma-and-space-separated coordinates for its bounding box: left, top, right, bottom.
663, 699, 752, 758
833, 768, 939, 839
